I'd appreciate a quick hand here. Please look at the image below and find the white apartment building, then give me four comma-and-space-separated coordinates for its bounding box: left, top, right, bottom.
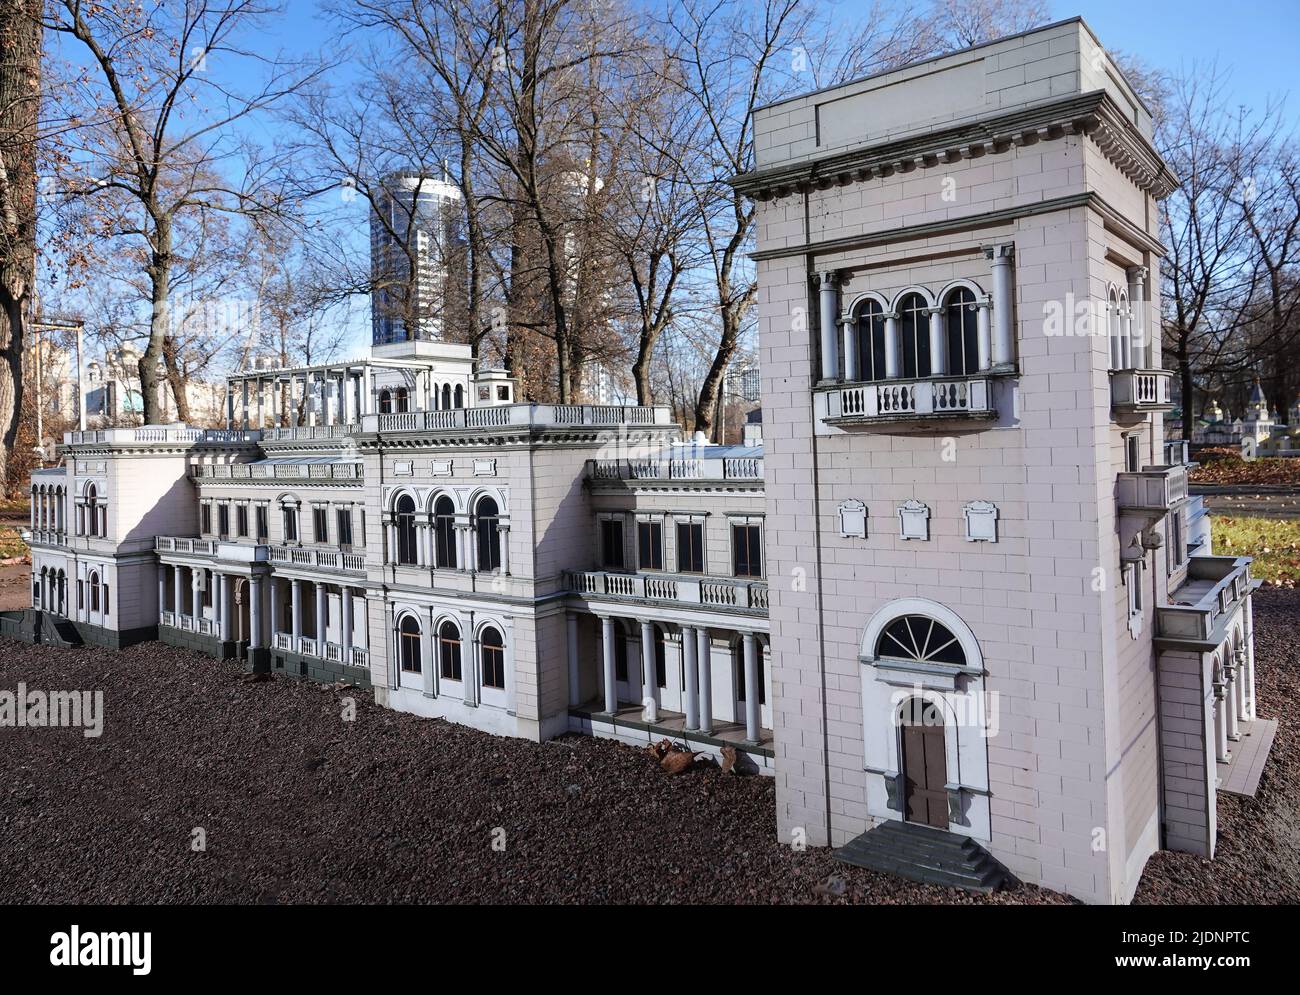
7, 19, 1269, 905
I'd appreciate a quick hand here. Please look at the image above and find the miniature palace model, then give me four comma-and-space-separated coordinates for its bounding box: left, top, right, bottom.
7, 19, 1270, 904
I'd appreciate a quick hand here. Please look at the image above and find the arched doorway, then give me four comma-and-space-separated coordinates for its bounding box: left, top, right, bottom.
899, 697, 948, 829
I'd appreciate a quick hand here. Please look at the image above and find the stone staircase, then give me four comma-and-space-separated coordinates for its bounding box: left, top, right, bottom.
833, 820, 1011, 894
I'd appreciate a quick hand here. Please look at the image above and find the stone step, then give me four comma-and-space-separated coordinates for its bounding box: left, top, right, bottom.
833, 820, 1011, 894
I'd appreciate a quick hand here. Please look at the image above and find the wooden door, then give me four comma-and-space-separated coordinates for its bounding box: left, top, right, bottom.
902, 700, 949, 830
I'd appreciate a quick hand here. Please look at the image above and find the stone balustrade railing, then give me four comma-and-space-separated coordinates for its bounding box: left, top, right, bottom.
368, 403, 673, 435
1158, 556, 1253, 643
262, 424, 358, 442
1110, 368, 1173, 413
820, 375, 995, 423
192, 462, 362, 482
66, 427, 261, 446
566, 569, 769, 615
590, 455, 763, 482
1117, 464, 1189, 513
267, 545, 366, 573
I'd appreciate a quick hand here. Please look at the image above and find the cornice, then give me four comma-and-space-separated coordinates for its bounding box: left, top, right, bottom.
731, 90, 1177, 202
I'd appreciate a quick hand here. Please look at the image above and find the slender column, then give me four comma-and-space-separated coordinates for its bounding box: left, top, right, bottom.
315, 581, 327, 645
421, 607, 435, 696
817, 272, 840, 381
697, 628, 713, 735
639, 620, 658, 722
927, 306, 947, 377
269, 576, 280, 638
1214, 680, 1230, 762
362, 366, 374, 417
1226, 663, 1240, 741
249, 576, 263, 649
975, 296, 993, 371
742, 632, 761, 743
883, 314, 901, 378
157, 570, 166, 622
601, 617, 617, 715
341, 587, 354, 665
1234, 648, 1249, 726
840, 316, 858, 382
173, 564, 183, 616
566, 613, 581, 708
241, 379, 250, 430
984, 243, 1015, 367
499, 526, 511, 575
681, 625, 699, 731
219, 574, 232, 641
291, 579, 302, 642
1127, 265, 1149, 368
1244, 599, 1257, 719
191, 568, 202, 623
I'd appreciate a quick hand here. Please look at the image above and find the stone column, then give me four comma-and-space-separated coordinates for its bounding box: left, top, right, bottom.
742, 631, 761, 743
219, 573, 233, 641
315, 581, 327, 648
975, 296, 993, 371
566, 613, 581, 708
226, 387, 235, 429
363, 365, 374, 417
191, 568, 203, 624
291, 579, 302, 643
697, 629, 713, 735
883, 314, 901, 378
1127, 265, 1148, 368
421, 607, 435, 697
241, 379, 250, 430
817, 272, 840, 381
681, 624, 699, 731
249, 576, 263, 649
1213, 679, 1230, 763
984, 243, 1015, 367
499, 525, 511, 575
341, 587, 354, 665
601, 617, 617, 715
927, 306, 947, 377
1234, 648, 1249, 726
1226, 662, 1240, 742
840, 316, 858, 382
269, 576, 280, 638
173, 565, 183, 618
157, 571, 166, 622
639, 620, 658, 722
1244, 598, 1257, 720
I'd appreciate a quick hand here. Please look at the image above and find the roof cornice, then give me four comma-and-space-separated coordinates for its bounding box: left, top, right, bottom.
731, 91, 1177, 202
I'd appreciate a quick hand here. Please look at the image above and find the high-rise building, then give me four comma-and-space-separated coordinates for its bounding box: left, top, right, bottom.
369, 170, 464, 345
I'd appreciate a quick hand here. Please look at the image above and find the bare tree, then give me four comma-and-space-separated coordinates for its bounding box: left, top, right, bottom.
0, 1, 42, 495
926, 0, 1048, 49
44, 0, 322, 424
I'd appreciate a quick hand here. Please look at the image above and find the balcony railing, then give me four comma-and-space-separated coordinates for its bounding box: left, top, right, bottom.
1117, 464, 1189, 514
1159, 556, 1254, 643
566, 570, 769, 614
1110, 368, 1173, 415
367, 403, 673, 435
155, 536, 218, 556
590, 455, 763, 482
66, 427, 261, 446
193, 462, 362, 482
820, 375, 996, 425
1164, 439, 1191, 467
267, 545, 366, 572
262, 424, 358, 442
28, 529, 67, 547
273, 632, 293, 651
270, 632, 369, 666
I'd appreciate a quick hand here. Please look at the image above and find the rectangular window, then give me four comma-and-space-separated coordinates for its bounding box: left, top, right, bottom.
638, 520, 663, 570
313, 506, 329, 544
218, 503, 230, 538
601, 518, 625, 570
337, 508, 353, 548
283, 507, 298, 543
1125, 434, 1141, 473
676, 521, 704, 573
236, 505, 249, 538
201, 504, 212, 535
255, 505, 269, 541
732, 523, 763, 578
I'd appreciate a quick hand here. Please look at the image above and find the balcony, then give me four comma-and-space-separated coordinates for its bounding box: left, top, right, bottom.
589, 450, 763, 483
267, 545, 366, 573
1110, 368, 1173, 417
1158, 556, 1255, 646
817, 375, 997, 429
65, 427, 261, 446
262, 424, 358, 442
366, 403, 674, 435
271, 631, 369, 667
566, 570, 768, 616
1117, 464, 1189, 514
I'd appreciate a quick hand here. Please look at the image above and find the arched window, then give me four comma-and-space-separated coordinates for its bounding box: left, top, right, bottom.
394, 387, 410, 413
433, 496, 457, 569
897, 293, 931, 379
481, 626, 506, 690
856, 299, 889, 382
441, 384, 452, 410
1108, 289, 1123, 370
875, 615, 966, 667
475, 496, 501, 571
88, 570, 101, 612
398, 615, 422, 673
454, 384, 465, 408
395, 495, 418, 565
1117, 289, 1131, 371
378, 389, 393, 415
944, 288, 980, 376
85, 484, 99, 538
439, 620, 462, 680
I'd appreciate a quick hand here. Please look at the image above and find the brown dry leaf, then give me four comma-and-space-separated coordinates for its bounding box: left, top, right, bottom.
720, 746, 737, 774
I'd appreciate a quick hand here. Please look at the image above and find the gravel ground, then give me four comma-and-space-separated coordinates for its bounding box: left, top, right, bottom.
0, 561, 31, 612
1, 590, 1297, 905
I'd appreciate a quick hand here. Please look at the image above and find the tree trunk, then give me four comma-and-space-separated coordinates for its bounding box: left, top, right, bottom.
140, 222, 173, 425
694, 311, 739, 439
162, 335, 192, 423
0, 2, 41, 496
1177, 332, 1194, 442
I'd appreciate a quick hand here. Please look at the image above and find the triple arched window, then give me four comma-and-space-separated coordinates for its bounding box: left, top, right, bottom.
845, 284, 988, 383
